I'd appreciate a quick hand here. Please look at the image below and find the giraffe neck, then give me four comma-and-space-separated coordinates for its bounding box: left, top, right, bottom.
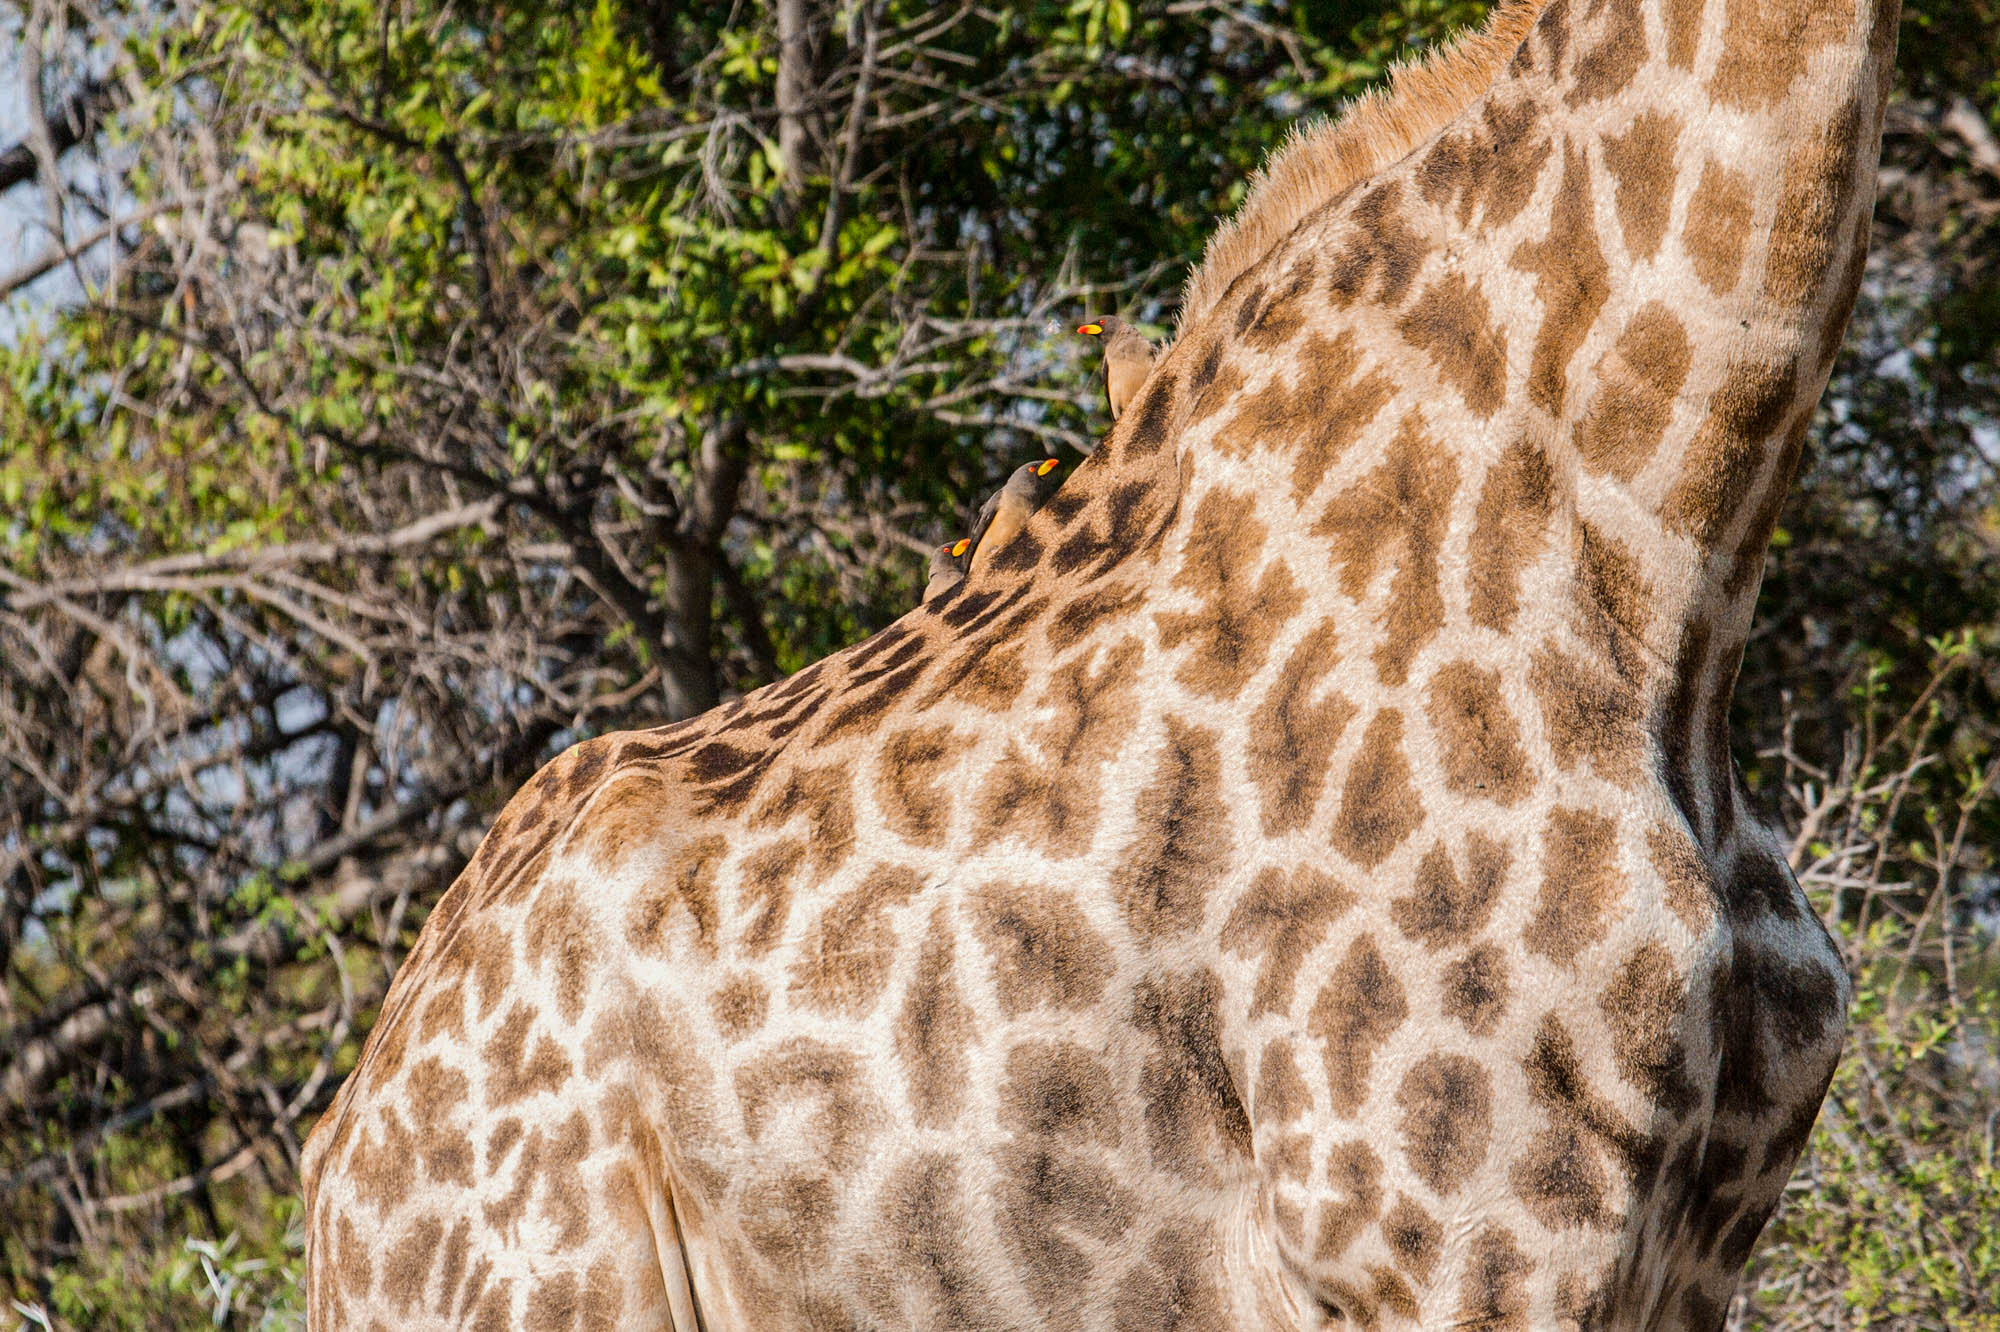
1120, 0, 1897, 848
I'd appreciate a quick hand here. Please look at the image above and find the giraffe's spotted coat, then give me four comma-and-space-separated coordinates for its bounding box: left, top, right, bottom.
304, 0, 1892, 1324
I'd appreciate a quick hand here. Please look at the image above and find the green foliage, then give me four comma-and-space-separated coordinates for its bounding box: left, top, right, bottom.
1745, 924, 2000, 1331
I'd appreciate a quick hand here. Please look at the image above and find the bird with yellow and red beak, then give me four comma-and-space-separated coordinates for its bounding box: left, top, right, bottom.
923, 539, 971, 605
1077, 315, 1158, 422
966, 458, 1062, 580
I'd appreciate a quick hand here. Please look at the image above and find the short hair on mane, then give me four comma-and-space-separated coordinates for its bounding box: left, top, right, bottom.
1178, 0, 1554, 332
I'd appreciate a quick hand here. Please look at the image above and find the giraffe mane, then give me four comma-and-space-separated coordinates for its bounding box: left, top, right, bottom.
1177, 0, 1556, 330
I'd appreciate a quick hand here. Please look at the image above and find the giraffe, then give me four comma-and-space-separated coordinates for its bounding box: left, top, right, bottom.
301, 0, 1896, 1327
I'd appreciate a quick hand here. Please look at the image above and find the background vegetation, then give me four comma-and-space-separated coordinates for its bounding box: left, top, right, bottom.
0, 0, 1995, 1327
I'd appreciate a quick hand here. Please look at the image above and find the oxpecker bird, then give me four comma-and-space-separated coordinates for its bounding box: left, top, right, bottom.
966, 458, 1061, 579
923, 539, 970, 604
1077, 315, 1157, 421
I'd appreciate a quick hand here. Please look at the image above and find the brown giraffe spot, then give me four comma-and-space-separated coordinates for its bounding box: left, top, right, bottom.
335, 1213, 373, 1300
739, 837, 806, 956
1512, 1125, 1614, 1229
382, 1214, 443, 1314
1331, 710, 1426, 870
455, 1255, 496, 1325
1113, 1225, 1228, 1332
1327, 181, 1429, 310
436, 1218, 471, 1318
1275, 1197, 1307, 1248
1568, 0, 1648, 106
1399, 273, 1510, 418
524, 879, 598, 1024
1442, 942, 1511, 1038
1189, 334, 1247, 425
970, 882, 1114, 1016
1812, 206, 1874, 379
751, 763, 856, 875
1374, 1268, 1421, 1321
1114, 717, 1232, 938
1047, 581, 1144, 655
1318, 413, 1461, 686
1726, 851, 1806, 924
1132, 970, 1254, 1181
1527, 643, 1645, 786
1000, 1041, 1124, 1146
1767, 97, 1868, 308
1709, 0, 1855, 111
1392, 834, 1510, 947
484, 1003, 573, 1108
974, 636, 1145, 857
1660, 617, 1717, 831
1467, 437, 1555, 632
536, 1110, 593, 1247
740, 1171, 837, 1264
789, 863, 927, 1017
1727, 417, 1813, 601
919, 635, 1029, 711
407, 1057, 475, 1187
1525, 808, 1625, 961
709, 973, 769, 1041
875, 725, 973, 848
1646, 820, 1719, 936
485, 1116, 523, 1168
1120, 367, 1181, 457
1249, 620, 1357, 836
1576, 302, 1694, 482
881, 1154, 999, 1326
1397, 1053, 1495, 1195
1419, 93, 1551, 232
1257, 1039, 1311, 1123
460, 922, 512, 1025
1240, 259, 1318, 351
1383, 1195, 1443, 1282
1602, 942, 1697, 1113
1192, 360, 1249, 428
1156, 489, 1304, 699
1524, 1014, 1652, 1176
1310, 935, 1409, 1117
1456, 1225, 1532, 1332
576, 769, 657, 872
625, 835, 726, 957
1661, 356, 1800, 546
1574, 522, 1655, 684
418, 981, 466, 1046
736, 1038, 881, 1170
1426, 662, 1532, 803
1514, 146, 1609, 416
1664, 0, 1705, 67
1601, 110, 1682, 261
1315, 1140, 1385, 1262
814, 633, 928, 746
896, 906, 975, 1130
1685, 161, 1755, 295
1321, 1278, 1377, 1328
1220, 866, 1355, 1018
467, 1275, 511, 1331
995, 1133, 1137, 1318
1228, 331, 1395, 502
1268, 1133, 1312, 1187
483, 1119, 545, 1239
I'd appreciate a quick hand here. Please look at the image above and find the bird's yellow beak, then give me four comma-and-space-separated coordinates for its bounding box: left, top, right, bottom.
1036, 458, 1060, 477
950, 538, 970, 558
1077, 323, 1103, 336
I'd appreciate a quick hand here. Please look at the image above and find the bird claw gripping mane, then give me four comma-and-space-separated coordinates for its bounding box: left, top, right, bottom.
303, 1, 1897, 1327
